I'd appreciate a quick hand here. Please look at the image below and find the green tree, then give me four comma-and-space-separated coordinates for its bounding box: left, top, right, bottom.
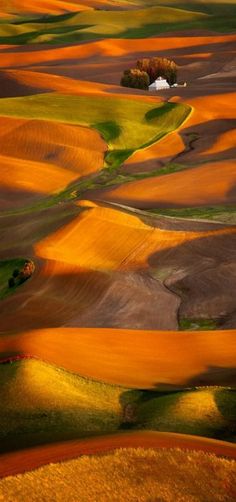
121, 69, 150, 90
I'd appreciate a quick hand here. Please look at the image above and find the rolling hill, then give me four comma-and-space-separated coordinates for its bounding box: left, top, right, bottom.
0, 0, 235, 500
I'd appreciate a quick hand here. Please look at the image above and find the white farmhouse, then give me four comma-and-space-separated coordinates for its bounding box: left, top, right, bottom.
148, 76, 170, 91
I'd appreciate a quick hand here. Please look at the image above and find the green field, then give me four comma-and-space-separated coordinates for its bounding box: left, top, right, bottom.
1, 2, 236, 44
122, 0, 236, 15
0, 95, 191, 170
0, 359, 136, 449
0, 359, 235, 451
147, 205, 236, 223
0, 6, 207, 43
179, 318, 218, 331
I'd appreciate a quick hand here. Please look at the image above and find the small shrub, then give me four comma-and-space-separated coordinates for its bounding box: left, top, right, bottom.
18, 260, 35, 282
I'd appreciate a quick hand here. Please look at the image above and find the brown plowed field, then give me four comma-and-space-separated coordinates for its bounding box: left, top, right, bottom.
1, 201, 235, 331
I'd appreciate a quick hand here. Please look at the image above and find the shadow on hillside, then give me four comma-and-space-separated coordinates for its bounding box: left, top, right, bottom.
173, 118, 236, 162
0, 71, 51, 98
147, 230, 236, 322
0, 201, 82, 258
119, 366, 236, 441
0, 185, 47, 212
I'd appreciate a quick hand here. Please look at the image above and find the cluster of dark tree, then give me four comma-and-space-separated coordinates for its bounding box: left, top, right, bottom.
120, 57, 177, 90
120, 68, 150, 90
8, 260, 35, 289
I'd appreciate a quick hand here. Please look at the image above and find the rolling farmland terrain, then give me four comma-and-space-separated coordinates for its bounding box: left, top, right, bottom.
0, 0, 235, 500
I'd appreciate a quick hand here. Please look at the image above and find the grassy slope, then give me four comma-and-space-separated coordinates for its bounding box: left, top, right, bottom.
147, 206, 236, 224
0, 359, 132, 446
137, 388, 236, 441
0, 360, 235, 450
179, 318, 218, 331
0, 95, 191, 169
125, 0, 236, 15
1, 1, 236, 44
0, 6, 208, 43
0, 259, 26, 300
0, 447, 235, 502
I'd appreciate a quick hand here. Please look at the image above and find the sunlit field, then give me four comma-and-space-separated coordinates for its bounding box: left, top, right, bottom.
1, 448, 235, 502
0, 0, 236, 499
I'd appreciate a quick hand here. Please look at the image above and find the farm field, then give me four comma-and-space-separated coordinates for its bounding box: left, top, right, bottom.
1, 445, 236, 501
0, 0, 236, 501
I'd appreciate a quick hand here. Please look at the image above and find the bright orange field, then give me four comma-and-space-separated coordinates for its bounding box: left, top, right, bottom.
0, 327, 236, 388
35, 202, 236, 267
93, 160, 236, 207
0, 118, 106, 208
2, 0, 126, 16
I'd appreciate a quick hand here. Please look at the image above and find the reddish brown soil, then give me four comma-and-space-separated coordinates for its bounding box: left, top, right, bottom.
0, 431, 236, 479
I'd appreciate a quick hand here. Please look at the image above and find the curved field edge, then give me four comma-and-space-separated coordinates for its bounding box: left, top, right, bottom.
1, 5, 236, 45
0, 96, 191, 214
0, 94, 191, 169
0, 448, 235, 502
0, 327, 235, 389
0, 431, 236, 479
0, 358, 235, 451
146, 205, 236, 224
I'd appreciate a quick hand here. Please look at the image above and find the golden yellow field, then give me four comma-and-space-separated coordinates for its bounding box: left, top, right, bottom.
1, 447, 235, 502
